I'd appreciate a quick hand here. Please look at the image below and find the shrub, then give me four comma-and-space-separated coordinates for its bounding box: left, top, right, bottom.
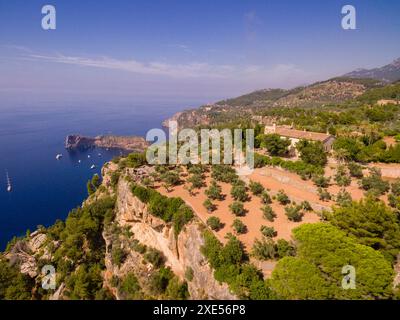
203, 199, 216, 213
261, 191, 272, 204
211, 165, 238, 183
232, 219, 247, 234
111, 244, 126, 267
252, 238, 276, 260
260, 226, 277, 238
297, 140, 327, 167
262, 205, 276, 222
318, 188, 332, 201
187, 173, 204, 190
205, 180, 223, 200
348, 162, 364, 178
207, 216, 223, 231
359, 168, 390, 196
185, 267, 194, 282
336, 189, 352, 207
284, 205, 304, 222
229, 201, 246, 216
391, 180, 400, 196
300, 200, 312, 211
119, 273, 142, 300
249, 180, 264, 196
276, 239, 296, 258
276, 190, 290, 205
144, 248, 165, 268
230, 183, 248, 202
260, 134, 290, 156
312, 175, 330, 188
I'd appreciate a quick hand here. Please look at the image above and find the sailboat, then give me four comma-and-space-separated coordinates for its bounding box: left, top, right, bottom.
6, 171, 12, 192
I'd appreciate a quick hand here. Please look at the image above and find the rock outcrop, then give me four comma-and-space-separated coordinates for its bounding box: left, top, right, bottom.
65, 134, 149, 152
106, 176, 236, 300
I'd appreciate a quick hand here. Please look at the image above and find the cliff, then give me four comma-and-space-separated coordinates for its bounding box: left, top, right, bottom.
103, 170, 236, 300
65, 134, 149, 152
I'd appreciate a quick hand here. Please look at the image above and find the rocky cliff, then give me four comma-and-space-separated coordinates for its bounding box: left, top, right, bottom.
104, 174, 236, 300
65, 134, 149, 152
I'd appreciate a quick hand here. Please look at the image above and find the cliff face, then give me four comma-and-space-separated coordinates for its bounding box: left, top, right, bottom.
65, 134, 149, 152
106, 177, 236, 300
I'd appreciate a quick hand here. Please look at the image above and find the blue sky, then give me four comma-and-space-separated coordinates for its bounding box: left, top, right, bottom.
0, 0, 399, 103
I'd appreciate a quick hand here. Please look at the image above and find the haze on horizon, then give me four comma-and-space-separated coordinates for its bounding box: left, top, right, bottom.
0, 0, 399, 105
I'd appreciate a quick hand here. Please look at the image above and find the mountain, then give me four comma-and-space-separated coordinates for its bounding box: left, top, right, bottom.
344, 57, 400, 83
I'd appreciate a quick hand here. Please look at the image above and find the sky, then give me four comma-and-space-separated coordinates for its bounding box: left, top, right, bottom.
0, 0, 399, 104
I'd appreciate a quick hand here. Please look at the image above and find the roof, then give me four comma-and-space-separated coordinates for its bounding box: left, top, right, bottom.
274, 127, 333, 142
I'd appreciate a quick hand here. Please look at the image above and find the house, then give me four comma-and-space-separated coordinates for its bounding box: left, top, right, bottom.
264, 124, 335, 156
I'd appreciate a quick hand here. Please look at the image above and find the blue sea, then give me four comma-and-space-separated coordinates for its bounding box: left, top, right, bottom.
0, 99, 201, 249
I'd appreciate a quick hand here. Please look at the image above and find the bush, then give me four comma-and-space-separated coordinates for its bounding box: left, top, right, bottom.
348, 162, 364, 178
260, 226, 277, 238
205, 180, 223, 200
231, 183, 248, 202
300, 201, 312, 211
336, 189, 352, 207
111, 245, 126, 267
334, 165, 351, 187
276, 239, 296, 258
317, 188, 332, 201
232, 219, 247, 234
185, 267, 194, 282
262, 205, 276, 222
229, 201, 246, 216
252, 238, 276, 260
207, 216, 223, 231
297, 140, 327, 167
211, 165, 238, 183
391, 180, 400, 196
119, 273, 142, 300
261, 191, 272, 204
284, 205, 304, 222
276, 190, 290, 205
312, 175, 330, 188
144, 248, 165, 268
359, 168, 390, 196
249, 180, 264, 196
260, 134, 290, 156
203, 199, 216, 213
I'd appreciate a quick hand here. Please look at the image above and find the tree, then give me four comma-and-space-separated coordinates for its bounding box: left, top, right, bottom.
260, 226, 277, 238
359, 168, 390, 196
262, 205, 276, 222
87, 180, 96, 195
229, 201, 246, 216
275, 239, 295, 258
334, 165, 351, 187
333, 137, 363, 161
161, 171, 180, 191
284, 205, 304, 222
230, 183, 248, 202
144, 248, 165, 268
249, 180, 264, 196
207, 216, 222, 231
317, 188, 332, 201
261, 191, 272, 204
260, 134, 290, 156
391, 180, 400, 196
300, 200, 312, 211
329, 197, 400, 262
203, 199, 216, 213
251, 238, 276, 260
276, 190, 290, 205
205, 180, 223, 200
232, 219, 247, 234
336, 189, 352, 207
312, 175, 330, 188
296, 140, 327, 167
120, 273, 142, 300
187, 173, 204, 190
348, 162, 364, 178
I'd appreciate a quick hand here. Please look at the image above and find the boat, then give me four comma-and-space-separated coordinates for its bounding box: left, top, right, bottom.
88, 155, 91, 159
90, 164, 96, 169
78, 160, 81, 163
56, 154, 63, 160
6, 171, 12, 192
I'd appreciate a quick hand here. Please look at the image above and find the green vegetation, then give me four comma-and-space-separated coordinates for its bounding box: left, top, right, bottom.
258, 134, 290, 156
317, 188, 332, 201
296, 140, 328, 167
131, 183, 193, 235
260, 226, 277, 238
284, 205, 304, 222
312, 175, 330, 188
329, 197, 400, 262
230, 183, 248, 202
249, 180, 264, 196
269, 223, 395, 299
203, 199, 216, 213
261, 191, 272, 204
229, 201, 246, 217
201, 231, 272, 299
276, 190, 290, 205
262, 205, 276, 222
335, 189, 353, 207
207, 216, 223, 231
205, 180, 223, 200
87, 174, 101, 195
211, 165, 238, 183
334, 165, 351, 187
232, 219, 247, 234
359, 168, 390, 196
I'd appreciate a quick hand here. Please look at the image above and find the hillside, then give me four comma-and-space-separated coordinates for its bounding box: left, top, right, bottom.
344, 57, 400, 83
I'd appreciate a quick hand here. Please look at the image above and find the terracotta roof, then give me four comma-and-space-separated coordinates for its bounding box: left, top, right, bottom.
275, 127, 332, 142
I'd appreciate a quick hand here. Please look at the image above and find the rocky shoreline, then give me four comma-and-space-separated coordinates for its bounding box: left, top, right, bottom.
65, 134, 149, 152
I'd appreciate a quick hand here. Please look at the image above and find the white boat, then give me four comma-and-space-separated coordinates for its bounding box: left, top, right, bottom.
90, 164, 96, 169
78, 160, 81, 163
6, 171, 12, 192
87, 155, 91, 159
56, 154, 63, 160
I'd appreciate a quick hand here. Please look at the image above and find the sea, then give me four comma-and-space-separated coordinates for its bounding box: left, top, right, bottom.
0, 98, 203, 249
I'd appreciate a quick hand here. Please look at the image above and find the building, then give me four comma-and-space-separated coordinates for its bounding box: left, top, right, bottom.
264, 124, 335, 157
